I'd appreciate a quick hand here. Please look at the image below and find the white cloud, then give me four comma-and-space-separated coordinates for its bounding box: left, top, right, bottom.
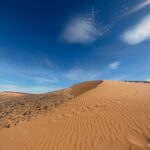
121, 14, 150, 45
146, 78, 150, 81
61, 12, 109, 44
109, 61, 121, 70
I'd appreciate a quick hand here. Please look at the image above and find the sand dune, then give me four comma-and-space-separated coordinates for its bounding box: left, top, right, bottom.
0, 92, 26, 103
0, 80, 150, 150
66, 80, 102, 97
0, 91, 26, 97
0, 90, 73, 128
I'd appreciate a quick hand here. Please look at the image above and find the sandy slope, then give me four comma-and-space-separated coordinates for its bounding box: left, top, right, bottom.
0, 91, 25, 97
0, 92, 25, 103
0, 81, 150, 150
0, 90, 73, 128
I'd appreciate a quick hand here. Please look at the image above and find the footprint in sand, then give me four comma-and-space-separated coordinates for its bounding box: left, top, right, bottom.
56, 115, 63, 119
64, 114, 72, 117
50, 119, 58, 123
82, 107, 89, 111
87, 106, 95, 110
71, 109, 80, 114
95, 103, 100, 107
81, 104, 109, 113
82, 106, 94, 112
59, 113, 73, 118
51, 114, 72, 122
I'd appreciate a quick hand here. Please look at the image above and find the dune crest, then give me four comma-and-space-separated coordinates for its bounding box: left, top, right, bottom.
66, 80, 103, 97
0, 80, 150, 150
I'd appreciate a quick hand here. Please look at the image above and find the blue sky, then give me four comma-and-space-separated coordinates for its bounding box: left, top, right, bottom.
0, 0, 150, 93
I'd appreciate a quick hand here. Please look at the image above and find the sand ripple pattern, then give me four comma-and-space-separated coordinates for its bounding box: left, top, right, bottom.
0, 81, 150, 150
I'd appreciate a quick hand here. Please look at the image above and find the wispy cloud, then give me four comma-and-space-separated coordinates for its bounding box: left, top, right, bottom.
64, 68, 101, 81
44, 58, 54, 68
125, 0, 150, 16
32, 76, 59, 84
109, 61, 121, 70
121, 14, 150, 45
61, 11, 110, 44
109, 74, 129, 81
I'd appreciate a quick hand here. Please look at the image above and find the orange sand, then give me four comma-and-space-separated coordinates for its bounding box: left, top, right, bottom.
0, 81, 150, 150
0, 92, 25, 104
0, 91, 25, 97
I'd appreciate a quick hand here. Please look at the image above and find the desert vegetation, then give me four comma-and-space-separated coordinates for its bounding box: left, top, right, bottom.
124, 80, 150, 83
0, 90, 72, 128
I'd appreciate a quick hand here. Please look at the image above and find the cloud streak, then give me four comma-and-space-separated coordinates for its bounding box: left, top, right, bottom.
125, 0, 150, 16
109, 61, 121, 70
121, 14, 150, 45
64, 68, 101, 81
32, 76, 59, 84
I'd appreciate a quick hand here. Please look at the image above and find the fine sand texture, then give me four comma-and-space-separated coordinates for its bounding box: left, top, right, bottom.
0, 80, 150, 150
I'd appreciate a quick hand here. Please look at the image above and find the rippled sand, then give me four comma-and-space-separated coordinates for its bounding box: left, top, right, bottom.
0, 81, 150, 150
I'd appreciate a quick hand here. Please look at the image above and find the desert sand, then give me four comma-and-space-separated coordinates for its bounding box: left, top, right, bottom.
0, 80, 150, 150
